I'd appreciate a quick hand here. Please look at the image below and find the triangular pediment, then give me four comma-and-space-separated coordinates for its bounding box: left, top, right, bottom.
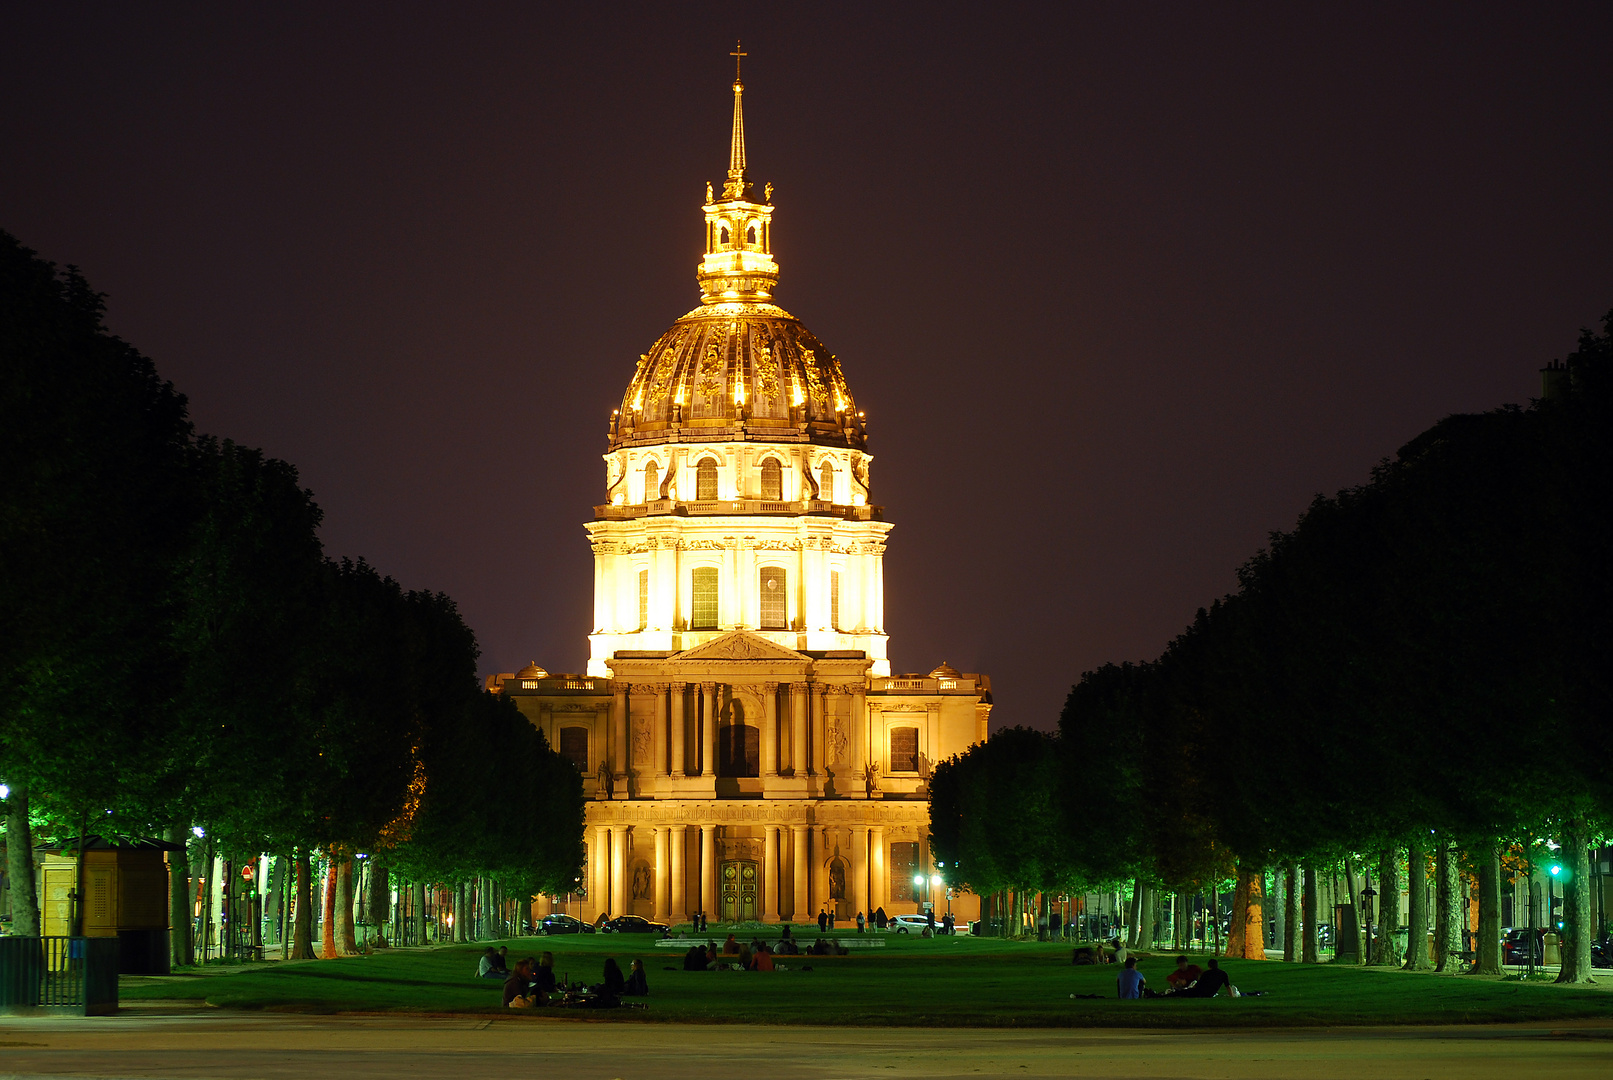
672, 630, 807, 663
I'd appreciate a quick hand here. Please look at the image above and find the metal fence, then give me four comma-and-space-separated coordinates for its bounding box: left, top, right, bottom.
0, 937, 119, 1015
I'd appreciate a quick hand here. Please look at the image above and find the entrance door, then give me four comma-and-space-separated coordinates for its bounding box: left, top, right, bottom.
720, 861, 758, 923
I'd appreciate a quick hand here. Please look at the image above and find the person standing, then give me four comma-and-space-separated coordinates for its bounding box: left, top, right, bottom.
857, 911, 866, 933
818, 908, 828, 933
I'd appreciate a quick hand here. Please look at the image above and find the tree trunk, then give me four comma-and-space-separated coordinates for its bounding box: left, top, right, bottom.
1037, 891, 1050, 942
290, 852, 316, 960
1475, 845, 1502, 975
4, 784, 41, 937
412, 882, 426, 946
368, 860, 390, 944
165, 825, 192, 966
1226, 870, 1249, 957
321, 855, 339, 959
1301, 863, 1319, 963
1283, 865, 1298, 961
1371, 849, 1402, 966
1405, 838, 1432, 970
1242, 866, 1266, 959
336, 856, 359, 954
1555, 818, 1595, 984
1211, 884, 1222, 955
1126, 879, 1143, 947
1434, 840, 1462, 970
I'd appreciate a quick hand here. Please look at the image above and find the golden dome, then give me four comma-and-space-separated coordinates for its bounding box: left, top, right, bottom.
608, 66, 865, 453
929, 661, 961, 679
516, 661, 548, 679
611, 303, 864, 451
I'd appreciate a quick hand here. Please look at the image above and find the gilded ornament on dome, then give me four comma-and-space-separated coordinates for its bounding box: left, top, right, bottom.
800, 347, 826, 400
754, 336, 779, 396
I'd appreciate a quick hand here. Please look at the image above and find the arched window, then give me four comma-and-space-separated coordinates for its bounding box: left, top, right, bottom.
719, 226, 730, 245
697, 458, 719, 501
890, 728, 919, 773
759, 566, 786, 629
747, 225, 757, 245
819, 461, 835, 503
720, 723, 759, 777
637, 568, 649, 631
691, 567, 719, 630
760, 458, 782, 500
559, 727, 589, 773
643, 460, 659, 502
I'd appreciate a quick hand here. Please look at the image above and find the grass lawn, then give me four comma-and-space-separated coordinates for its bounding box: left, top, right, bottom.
120, 933, 1613, 1028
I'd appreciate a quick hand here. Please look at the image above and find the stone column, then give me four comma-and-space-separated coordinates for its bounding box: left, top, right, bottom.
612, 682, 629, 782
850, 684, 867, 793
789, 682, 807, 776
669, 824, 687, 923
852, 825, 870, 919
670, 682, 686, 777
609, 825, 628, 918
700, 824, 717, 923
792, 825, 810, 920
870, 825, 886, 914
701, 683, 718, 776
653, 828, 670, 922
811, 683, 827, 775
654, 685, 669, 777
764, 825, 780, 921
762, 682, 779, 779
816, 826, 832, 917
592, 825, 611, 918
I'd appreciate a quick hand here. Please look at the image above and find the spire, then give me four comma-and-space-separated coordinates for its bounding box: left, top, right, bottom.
725, 40, 748, 198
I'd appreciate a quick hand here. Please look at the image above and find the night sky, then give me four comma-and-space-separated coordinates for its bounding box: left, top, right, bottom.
5, 4, 1611, 732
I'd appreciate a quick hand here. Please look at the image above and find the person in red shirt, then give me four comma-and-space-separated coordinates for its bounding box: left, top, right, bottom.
1166, 955, 1203, 991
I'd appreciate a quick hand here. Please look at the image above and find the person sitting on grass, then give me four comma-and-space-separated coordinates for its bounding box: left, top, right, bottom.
624, 958, 649, 996
1166, 955, 1203, 991
736, 944, 752, 970
478, 947, 502, 978
722, 934, 740, 955
750, 942, 775, 971
596, 958, 626, 999
1171, 957, 1231, 997
494, 946, 510, 974
503, 959, 542, 1008
533, 952, 557, 994
684, 943, 708, 971
1116, 956, 1145, 999
1109, 937, 1128, 966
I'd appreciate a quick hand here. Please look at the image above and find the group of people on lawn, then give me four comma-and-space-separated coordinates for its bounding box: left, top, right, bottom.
1116, 954, 1236, 999
479, 946, 648, 1008
682, 927, 842, 972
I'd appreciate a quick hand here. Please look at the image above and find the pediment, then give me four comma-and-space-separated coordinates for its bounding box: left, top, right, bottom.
673, 630, 807, 663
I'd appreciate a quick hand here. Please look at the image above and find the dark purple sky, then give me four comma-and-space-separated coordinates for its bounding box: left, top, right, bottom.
5, 4, 1611, 732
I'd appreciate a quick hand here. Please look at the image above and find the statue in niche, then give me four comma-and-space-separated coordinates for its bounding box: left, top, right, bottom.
864, 761, 881, 798
632, 863, 653, 902
596, 761, 614, 799
829, 858, 846, 901
632, 715, 652, 768
826, 718, 847, 764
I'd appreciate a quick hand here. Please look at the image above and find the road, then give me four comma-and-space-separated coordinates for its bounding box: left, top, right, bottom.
0, 1009, 1609, 1079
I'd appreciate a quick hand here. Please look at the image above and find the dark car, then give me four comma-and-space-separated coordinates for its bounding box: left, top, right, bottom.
1502, 927, 1544, 965
601, 914, 670, 935
539, 913, 593, 935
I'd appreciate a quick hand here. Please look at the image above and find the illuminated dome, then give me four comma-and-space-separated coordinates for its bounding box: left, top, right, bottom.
608, 71, 864, 454
516, 661, 548, 679
611, 303, 864, 452
929, 661, 961, 679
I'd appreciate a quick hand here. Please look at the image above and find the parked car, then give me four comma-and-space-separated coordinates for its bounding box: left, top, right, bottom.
600, 914, 670, 935
1502, 927, 1544, 965
538, 913, 593, 935
889, 914, 933, 934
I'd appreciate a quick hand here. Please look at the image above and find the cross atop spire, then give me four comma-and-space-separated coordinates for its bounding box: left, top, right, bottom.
725, 41, 748, 197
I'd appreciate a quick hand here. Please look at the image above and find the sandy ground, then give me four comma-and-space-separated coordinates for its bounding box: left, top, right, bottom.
0, 1009, 1610, 1080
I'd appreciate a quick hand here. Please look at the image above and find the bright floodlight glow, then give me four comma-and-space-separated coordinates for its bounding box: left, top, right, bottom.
0, 783, 9, 800
1550, 865, 1562, 876
930, 875, 942, 887
913, 874, 924, 886
192, 826, 205, 838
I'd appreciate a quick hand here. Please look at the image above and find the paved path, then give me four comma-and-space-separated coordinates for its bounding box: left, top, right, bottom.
1, 1010, 1609, 1079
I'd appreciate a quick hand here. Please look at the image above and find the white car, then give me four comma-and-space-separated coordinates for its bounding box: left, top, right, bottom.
889, 914, 934, 934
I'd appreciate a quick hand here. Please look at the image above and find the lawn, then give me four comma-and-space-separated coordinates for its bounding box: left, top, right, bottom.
120, 932, 1613, 1028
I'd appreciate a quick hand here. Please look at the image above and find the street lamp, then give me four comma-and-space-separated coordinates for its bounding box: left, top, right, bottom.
1360, 886, 1377, 964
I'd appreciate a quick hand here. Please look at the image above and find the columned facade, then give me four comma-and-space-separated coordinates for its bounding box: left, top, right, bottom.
498, 63, 991, 928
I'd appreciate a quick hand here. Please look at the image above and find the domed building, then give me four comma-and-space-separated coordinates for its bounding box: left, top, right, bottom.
495, 62, 991, 928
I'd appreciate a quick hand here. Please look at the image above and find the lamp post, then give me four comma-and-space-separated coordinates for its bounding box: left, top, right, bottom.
1360, 885, 1377, 965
